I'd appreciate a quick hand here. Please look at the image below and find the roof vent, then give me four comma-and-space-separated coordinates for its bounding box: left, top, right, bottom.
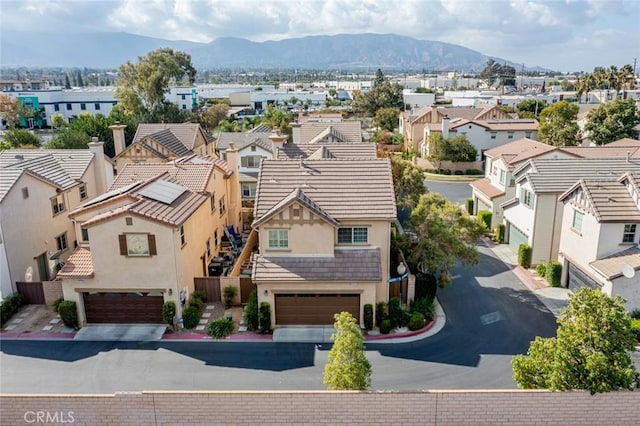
14, 154, 24, 161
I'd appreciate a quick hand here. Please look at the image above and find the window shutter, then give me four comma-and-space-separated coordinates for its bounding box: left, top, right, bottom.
118, 234, 127, 255
148, 234, 157, 255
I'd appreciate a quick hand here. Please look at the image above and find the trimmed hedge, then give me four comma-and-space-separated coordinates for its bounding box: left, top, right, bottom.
631, 318, 640, 343
477, 210, 492, 229
259, 302, 271, 333
388, 297, 401, 329
192, 290, 207, 303
245, 290, 259, 331
208, 317, 234, 339
518, 244, 532, 269
163, 301, 176, 327
408, 312, 425, 331
58, 300, 78, 328
465, 198, 474, 215
379, 319, 392, 334
535, 263, 547, 277
182, 306, 200, 329
363, 304, 373, 331
0, 293, 25, 327
546, 260, 562, 287
494, 223, 505, 243
375, 301, 387, 327
410, 297, 435, 321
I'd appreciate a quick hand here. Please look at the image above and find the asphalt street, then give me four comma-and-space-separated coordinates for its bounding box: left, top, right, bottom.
424, 178, 473, 207
0, 242, 560, 393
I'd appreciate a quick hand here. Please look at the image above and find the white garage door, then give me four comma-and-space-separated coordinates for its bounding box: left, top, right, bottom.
508, 223, 529, 252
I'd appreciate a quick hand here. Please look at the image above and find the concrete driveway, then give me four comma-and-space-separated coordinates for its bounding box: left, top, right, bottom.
74, 324, 166, 341
273, 326, 336, 343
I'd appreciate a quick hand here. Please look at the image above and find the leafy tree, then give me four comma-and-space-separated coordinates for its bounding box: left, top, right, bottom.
199, 103, 229, 132
373, 68, 386, 88
353, 69, 404, 116
48, 128, 92, 150
538, 101, 580, 146
115, 48, 196, 121
64, 74, 71, 89
51, 113, 67, 130
374, 107, 400, 132
480, 60, 516, 87
217, 119, 241, 133
441, 135, 477, 162
415, 87, 433, 94
0, 94, 20, 128
515, 99, 548, 119
262, 105, 291, 136
512, 288, 639, 394
0, 128, 42, 149
584, 99, 640, 145
395, 193, 484, 288
390, 156, 426, 209
323, 312, 371, 391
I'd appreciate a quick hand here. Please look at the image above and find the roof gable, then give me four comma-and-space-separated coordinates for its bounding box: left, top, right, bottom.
252, 187, 339, 228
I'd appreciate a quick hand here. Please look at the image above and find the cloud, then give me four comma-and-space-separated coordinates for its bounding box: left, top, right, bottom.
1, 0, 638, 71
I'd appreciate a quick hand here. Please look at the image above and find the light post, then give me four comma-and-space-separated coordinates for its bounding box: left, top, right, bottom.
396, 263, 407, 309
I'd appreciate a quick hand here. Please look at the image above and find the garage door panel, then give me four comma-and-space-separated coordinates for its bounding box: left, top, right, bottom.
508, 224, 528, 252
276, 294, 360, 325
83, 292, 164, 324
568, 263, 600, 291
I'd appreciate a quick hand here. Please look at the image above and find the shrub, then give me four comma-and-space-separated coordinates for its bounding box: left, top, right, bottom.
363, 304, 373, 331
401, 310, 412, 327
192, 290, 207, 303
379, 319, 392, 334
546, 260, 562, 287
408, 312, 426, 331
630, 319, 640, 342
52, 297, 64, 313
388, 297, 401, 329
443, 169, 452, 175
245, 290, 259, 331
465, 198, 474, 215
454, 170, 464, 175
58, 301, 78, 328
162, 301, 176, 327
259, 302, 271, 333
223, 285, 238, 309
0, 300, 15, 327
535, 263, 547, 278
9, 293, 25, 310
188, 297, 204, 312
477, 210, 492, 229
410, 297, 435, 321
182, 306, 200, 329
494, 223, 505, 243
630, 310, 640, 320
465, 169, 484, 175
208, 317, 234, 339
518, 244, 532, 269
375, 302, 387, 327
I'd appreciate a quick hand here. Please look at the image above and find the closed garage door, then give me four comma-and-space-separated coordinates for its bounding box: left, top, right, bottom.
476, 199, 491, 215
508, 223, 529, 252
567, 263, 600, 291
275, 294, 360, 325
83, 292, 164, 324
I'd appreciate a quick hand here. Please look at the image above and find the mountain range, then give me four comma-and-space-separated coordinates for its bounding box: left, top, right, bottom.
0, 31, 547, 72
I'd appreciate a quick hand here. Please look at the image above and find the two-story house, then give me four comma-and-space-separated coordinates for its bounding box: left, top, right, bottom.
112, 123, 215, 171
502, 157, 640, 266
58, 155, 240, 325
558, 172, 640, 311
251, 157, 397, 327
0, 142, 112, 300
291, 116, 362, 144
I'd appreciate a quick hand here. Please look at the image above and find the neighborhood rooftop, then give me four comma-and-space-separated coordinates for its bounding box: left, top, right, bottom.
276, 143, 377, 160
132, 123, 212, 151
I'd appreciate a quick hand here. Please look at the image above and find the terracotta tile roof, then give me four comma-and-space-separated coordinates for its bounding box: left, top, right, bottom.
253, 248, 381, 282
277, 143, 377, 160
469, 119, 539, 131
469, 177, 506, 199
254, 158, 396, 221
299, 121, 362, 144
560, 143, 640, 159
110, 161, 215, 192
590, 246, 640, 280
58, 246, 94, 278
484, 138, 556, 166
133, 123, 204, 151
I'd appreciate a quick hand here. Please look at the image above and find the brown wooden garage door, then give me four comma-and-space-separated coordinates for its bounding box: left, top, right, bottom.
83, 292, 164, 324
275, 294, 360, 325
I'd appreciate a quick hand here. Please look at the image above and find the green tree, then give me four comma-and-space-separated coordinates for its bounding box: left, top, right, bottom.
480, 59, 500, 87
390, 156, 426, 209
515, 99, 548, 119
198, 103, 229, 131
47, 128, 91, 150
217, 119, 240, 133
262, 105, 292, 137
64, 74, 71, 89
1, 128, 42, 149
0, 94, 20, 128
538, 101, 580, 146
51, 113, 67, 130
115, 48, 196, 121
441, 135, 477, 162
374, 107, 400, 132
512, 288, 639, 394
353, 69, 404, 116
584, 99, 640, 145
396, 193, 484, 288
323, 312, 371, 391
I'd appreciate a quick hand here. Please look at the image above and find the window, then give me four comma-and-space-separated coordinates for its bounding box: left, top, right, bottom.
241, 155, 263, 168
120, 233, 155, 256
22, 187, 29, 199
181, 94, 186, 100
94, 103, 100, 110
182, 104, 187, 109
206, 239, 211, 258
55, 232, 68, 251
51, 194, 65, 215
492, 166, 497, 176
251, 145, 256, 152
79, 184, 87, 200
180, 225, 186, 246
80, 103, 86, 110
521, 189, 534, 209
66, 103, 72, 111
126, 217, 133, 226
623, 224, 637, 243
268, 229, 289, 249
219, 196, 226, 215
499, 170, 506, 185
210, 193, 216, 212
490, 132, 497, 139
572, 210, 584, 232
214, 230, 219, 247
242, 184, 256, 198
507, 132, 514, 139
337, 227, 368, 244
54, 104, 60, 112
81, 227, 89, 242
293, 208, 301, 218
525, 131, 532, 138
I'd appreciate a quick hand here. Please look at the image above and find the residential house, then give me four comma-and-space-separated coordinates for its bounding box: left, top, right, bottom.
58, 155, 240, 325
558, 172, 640, 311
291, 116, 362, 144
502, 157, 640, 266
112, 123, 215, 171
276, 143, 377, 160
0, 142, 112, 299
251, 158, 397, 327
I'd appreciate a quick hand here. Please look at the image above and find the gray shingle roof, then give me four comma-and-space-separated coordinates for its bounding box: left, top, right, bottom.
254, 158, 397, 221
133, 123, 204, 151
253, 248, 381, 282
216, 131, 272, 152
276, 143, 377, 160
514, 158, 640, 193
145, 129, 191, 157
560, 175, 640, 222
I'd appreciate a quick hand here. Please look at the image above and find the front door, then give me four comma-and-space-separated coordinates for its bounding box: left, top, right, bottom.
35, 252, 50, 281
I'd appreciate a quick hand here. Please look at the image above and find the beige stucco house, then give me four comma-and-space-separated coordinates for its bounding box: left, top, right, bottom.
112, 123, 215, 171
291, 115, 362, 144
0, 142, 112, 299
251, 157, 397, 327
558, 171, 640, 311
58, 154, 240, 325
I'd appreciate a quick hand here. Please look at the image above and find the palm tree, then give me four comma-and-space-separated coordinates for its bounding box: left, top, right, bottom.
606, 65, 620, 97
592, 67, 607, 102
618, 64, 635, 98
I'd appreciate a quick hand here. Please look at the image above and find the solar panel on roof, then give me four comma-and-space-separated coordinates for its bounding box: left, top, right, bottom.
138, 179, 188, 204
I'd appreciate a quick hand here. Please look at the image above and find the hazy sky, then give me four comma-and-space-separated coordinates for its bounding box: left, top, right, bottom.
1, 0, 639, 71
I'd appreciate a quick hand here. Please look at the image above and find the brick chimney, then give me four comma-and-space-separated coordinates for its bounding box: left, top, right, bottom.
269, 128, 286, 156
88, 137, 110, 195
109, 122, 127, 157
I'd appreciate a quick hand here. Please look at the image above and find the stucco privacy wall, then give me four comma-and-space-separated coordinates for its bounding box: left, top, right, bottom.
1, 390, 639, 425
